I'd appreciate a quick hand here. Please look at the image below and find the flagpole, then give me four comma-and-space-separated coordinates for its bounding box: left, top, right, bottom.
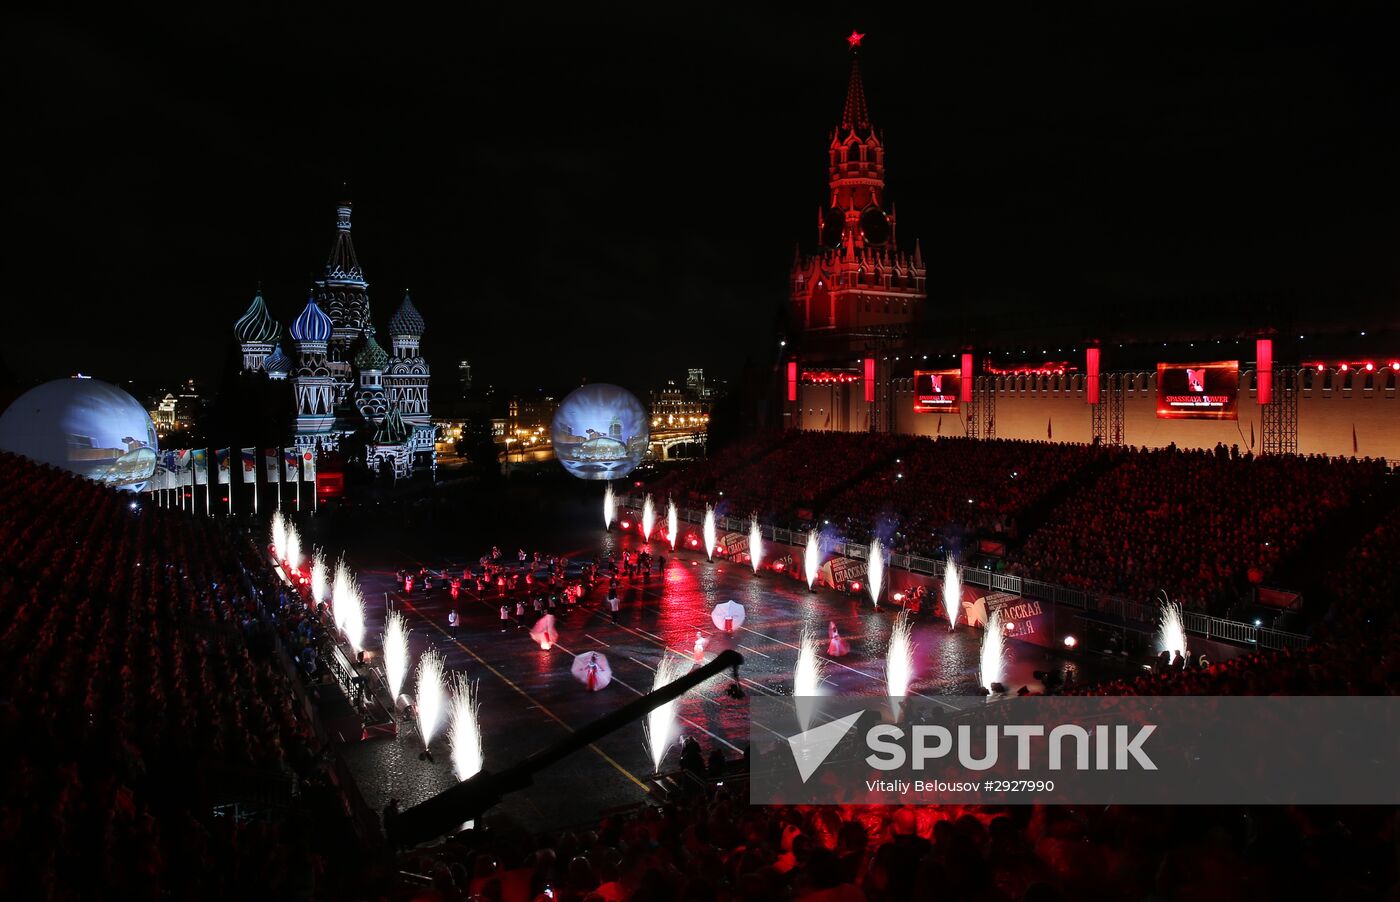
205, 451, 212, 517
277, 450, 283, 510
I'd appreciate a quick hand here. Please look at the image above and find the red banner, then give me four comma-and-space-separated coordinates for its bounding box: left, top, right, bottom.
1086, 347, 1101, 405
1156, 361, 1239, 420
960, 353, 974, 403
787, 361, 798, 402
1256, 339, 1272, 405
864, 358, 876, 403
914, 370, 961, 413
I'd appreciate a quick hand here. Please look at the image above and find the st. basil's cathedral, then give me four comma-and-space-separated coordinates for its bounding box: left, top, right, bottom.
232, 202, 435, 478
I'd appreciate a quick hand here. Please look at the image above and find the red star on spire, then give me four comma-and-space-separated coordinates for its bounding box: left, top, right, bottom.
846, 30, 864, 50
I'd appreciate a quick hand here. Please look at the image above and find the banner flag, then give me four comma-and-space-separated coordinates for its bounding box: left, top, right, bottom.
264, 448, 281, 483
215, 448, 232, 484
283, 447, 299, 483
177, 449, 194, 487
192, 449, 209, 486
301, 448, 317, 482
241, 448, 257, 483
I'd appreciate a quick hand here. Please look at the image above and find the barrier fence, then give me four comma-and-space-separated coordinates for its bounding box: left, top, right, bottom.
624, 495, 1310, 652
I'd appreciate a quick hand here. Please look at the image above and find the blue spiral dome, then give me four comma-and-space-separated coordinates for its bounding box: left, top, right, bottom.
290, 294, 333, 343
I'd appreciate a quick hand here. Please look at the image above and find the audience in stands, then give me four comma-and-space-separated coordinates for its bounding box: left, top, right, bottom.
0, 452, 335, 900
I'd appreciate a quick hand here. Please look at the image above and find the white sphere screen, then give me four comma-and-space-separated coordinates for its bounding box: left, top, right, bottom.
551, 384, 648, 480
0, 378, 159, 490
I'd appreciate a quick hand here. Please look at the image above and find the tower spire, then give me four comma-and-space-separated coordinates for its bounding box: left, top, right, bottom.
841, 34, 871, 135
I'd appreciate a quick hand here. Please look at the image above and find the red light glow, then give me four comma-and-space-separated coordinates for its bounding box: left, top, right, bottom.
847, 30, 864, 49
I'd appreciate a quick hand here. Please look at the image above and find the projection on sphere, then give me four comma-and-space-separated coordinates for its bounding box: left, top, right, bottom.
0, 377, 159, 491
550, 384, 648, 480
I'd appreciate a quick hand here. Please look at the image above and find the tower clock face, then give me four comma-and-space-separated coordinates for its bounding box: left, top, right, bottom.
859, 205, 890, 246
821, 206, 845, 249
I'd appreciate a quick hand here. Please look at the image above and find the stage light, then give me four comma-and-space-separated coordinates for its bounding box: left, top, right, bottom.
1064, 635, 1077, 648
1317, 364, 1325, 372
1004, 620, 1016, 632
1392, 362, 1400, 371
1254, 619, 1262, 627
1340, 363, 1349, 371
850, 581, 861, 592
892, 592, 904, 602
1365, 362, 1375, 372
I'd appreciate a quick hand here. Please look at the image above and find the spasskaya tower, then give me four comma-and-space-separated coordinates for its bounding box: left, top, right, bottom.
789, 31, 926, 349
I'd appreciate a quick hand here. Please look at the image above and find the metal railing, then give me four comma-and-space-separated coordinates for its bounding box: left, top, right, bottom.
621, 493, 1310, 650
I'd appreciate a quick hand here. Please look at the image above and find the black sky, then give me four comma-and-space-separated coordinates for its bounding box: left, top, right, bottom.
6, 3, 1400, 397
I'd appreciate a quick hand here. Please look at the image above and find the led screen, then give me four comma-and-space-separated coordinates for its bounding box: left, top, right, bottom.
913, 370, 961, 413
1156, 361, 1239, 420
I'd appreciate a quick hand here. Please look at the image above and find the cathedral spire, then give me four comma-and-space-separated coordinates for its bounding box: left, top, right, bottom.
324, 201, 364, 284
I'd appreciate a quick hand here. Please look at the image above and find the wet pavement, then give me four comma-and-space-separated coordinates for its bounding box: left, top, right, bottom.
333, 493, 1124, 834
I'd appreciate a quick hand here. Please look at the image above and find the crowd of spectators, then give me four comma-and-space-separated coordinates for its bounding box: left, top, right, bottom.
1007, 446, 1386, 611
0, 452, 340, 900
822, 438, 1111, 556
397, 761, 1398, 901
655, 432, 1389, 612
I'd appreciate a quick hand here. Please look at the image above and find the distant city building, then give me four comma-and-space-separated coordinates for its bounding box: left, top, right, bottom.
234, 201, 435, 477
458, 360, 472, 397
504, 394, 557, 452
650, 376, 711, 432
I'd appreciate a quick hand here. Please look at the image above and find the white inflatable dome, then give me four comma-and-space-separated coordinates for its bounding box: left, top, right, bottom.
0, 377, 159, 491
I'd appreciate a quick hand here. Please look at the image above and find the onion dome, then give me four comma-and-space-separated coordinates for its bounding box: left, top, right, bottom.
374, 406, 410, 443
263, 344, 291, 376
389, 291, 425, 337
353, 331, 389, 371
235, 290, 280, 344
290, 293, 334, 343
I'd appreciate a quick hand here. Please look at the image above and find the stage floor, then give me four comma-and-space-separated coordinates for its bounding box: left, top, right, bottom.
341, 525, 1125, 835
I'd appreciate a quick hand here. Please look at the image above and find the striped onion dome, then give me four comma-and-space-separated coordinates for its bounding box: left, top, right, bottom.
353, 331, 389, 371
234, 290, 280, 344
289, 293, 333, 342
389, 291, 425, 336
263, 343, 291, 376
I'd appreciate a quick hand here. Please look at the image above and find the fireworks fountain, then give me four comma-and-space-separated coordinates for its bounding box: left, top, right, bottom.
980, 611, 1006, 692
448, 673, 484, 782
703, 504, 717, 562
885, 613, 914, 720
330, 557, 353, 634
284, 521, 302, 573
340, 572, 365, 654
805, 529, 820, 590
748, 515, 763, 574
415, 648, 447, 751
1157, 594, 1188, 658
867, 537, 885, 608
667, 498, 678, 551
942, 557, 962, 630
793, 627, 826, 732
603, 482, 616, 530
641, 494, 656, 543
270, 511, 286, 562
644, 652, 690, 772
310, 550, 329, 607
383, 610, 409, 701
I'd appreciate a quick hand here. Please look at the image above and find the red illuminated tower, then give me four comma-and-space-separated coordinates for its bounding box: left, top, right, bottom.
790, 36, 926, 344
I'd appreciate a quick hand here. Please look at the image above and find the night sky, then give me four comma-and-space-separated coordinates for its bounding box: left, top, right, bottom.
7, 3, 1400, 398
